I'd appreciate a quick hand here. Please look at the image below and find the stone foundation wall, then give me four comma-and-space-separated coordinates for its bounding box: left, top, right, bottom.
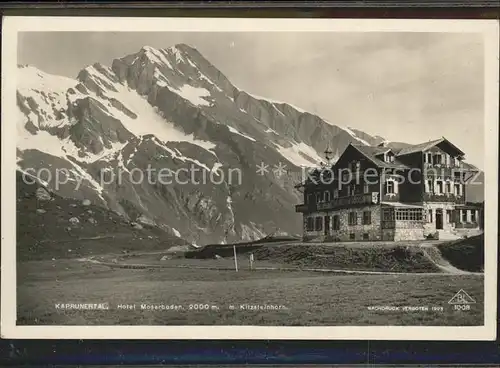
382, 229, 395, 241
394, 219, 425, 241
394, 228, 425, 241
303, 205, 429, 242
333, 205, 382, 241
303, 205, 382, 242
303, 211, 330, 241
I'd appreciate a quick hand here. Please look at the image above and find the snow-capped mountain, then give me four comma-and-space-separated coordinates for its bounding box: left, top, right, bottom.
16, 43, 386, 245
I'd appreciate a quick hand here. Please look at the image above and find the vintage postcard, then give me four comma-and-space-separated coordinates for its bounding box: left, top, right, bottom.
1, 17, 498, 340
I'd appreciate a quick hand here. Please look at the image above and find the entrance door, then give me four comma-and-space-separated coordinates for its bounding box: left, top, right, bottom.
436, 209, 443, 230
324, 216, 330, 236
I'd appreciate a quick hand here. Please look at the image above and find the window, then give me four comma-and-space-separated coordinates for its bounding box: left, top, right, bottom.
333, 189, 339, 198
306, 217, 314, 231
363, 211, 372, 225
385, 152, 394, 163
332, 215, 340, 230
428, 209, 433, 223
349, 233, 355, 240
363, 183, 370, 194
454, 183, 461, 196
445, 181, 451, 194
316, 192, 321, 203
385, 180, 395, 194
363, 233, 369, 240
382, 208, 395, 221
471, 210, 476, 222
454, 158, 460, 167
436, 180, 443, 194
433, 154, 442, 165
324, 191, 331, 202
347, 184, 356, 196
426, 179, 434, 193
315, 217, 323, 231
461, 210, 467, 223
426, 153, 432, 163
348, 212, 357, 226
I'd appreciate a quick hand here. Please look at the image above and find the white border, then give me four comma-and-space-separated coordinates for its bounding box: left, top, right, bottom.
1, 17, 498, 340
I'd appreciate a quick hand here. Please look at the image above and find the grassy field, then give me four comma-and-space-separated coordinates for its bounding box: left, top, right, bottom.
17, 257, 484, 326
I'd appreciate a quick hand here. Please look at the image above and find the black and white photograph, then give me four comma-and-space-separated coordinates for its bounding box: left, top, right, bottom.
1, 17, 498, 340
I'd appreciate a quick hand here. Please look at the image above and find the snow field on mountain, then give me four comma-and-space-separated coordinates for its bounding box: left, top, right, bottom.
227, 126, 256, 142
274, 141, 325, 167
82, 65, 217, 152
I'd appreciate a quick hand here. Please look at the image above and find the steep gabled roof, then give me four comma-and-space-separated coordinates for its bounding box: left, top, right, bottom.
395, 138, 444, 156
461, 161, 480, 172
350, 144, 409, 169
396, 137, 465, 157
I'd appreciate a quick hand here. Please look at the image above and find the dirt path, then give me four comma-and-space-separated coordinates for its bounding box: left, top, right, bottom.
418, 243, 476, 275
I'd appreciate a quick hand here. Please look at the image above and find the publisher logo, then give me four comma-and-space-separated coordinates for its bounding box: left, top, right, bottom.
448, 289, 476, 311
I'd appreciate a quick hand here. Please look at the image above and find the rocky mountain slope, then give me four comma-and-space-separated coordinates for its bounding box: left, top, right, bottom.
16, 43, 483, 246
17, 44, 388, 245
16, 171, 189, 261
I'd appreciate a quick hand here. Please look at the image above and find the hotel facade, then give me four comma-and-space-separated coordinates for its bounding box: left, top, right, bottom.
295, 138, 483, 242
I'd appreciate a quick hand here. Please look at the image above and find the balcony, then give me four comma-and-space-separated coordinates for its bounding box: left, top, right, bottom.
295, 193, 377, 213
295, 203, 310, 213
422, 166, 472, 178
423, 193, 465, 204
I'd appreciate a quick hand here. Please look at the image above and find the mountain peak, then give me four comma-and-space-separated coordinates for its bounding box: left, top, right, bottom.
140, 45, 157, 52
172, 43, 199, 54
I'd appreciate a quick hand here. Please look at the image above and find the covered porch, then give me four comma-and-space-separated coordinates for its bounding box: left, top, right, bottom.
381, 202, 425, 241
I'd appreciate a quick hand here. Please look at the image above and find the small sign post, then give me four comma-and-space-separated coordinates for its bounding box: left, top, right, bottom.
233, 245, 238, 272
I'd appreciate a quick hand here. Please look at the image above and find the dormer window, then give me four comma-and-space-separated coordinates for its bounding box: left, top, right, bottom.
382, 151, 395, 163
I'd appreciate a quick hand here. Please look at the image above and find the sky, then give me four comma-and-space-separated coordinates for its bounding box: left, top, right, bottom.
18, 31, 485, 168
